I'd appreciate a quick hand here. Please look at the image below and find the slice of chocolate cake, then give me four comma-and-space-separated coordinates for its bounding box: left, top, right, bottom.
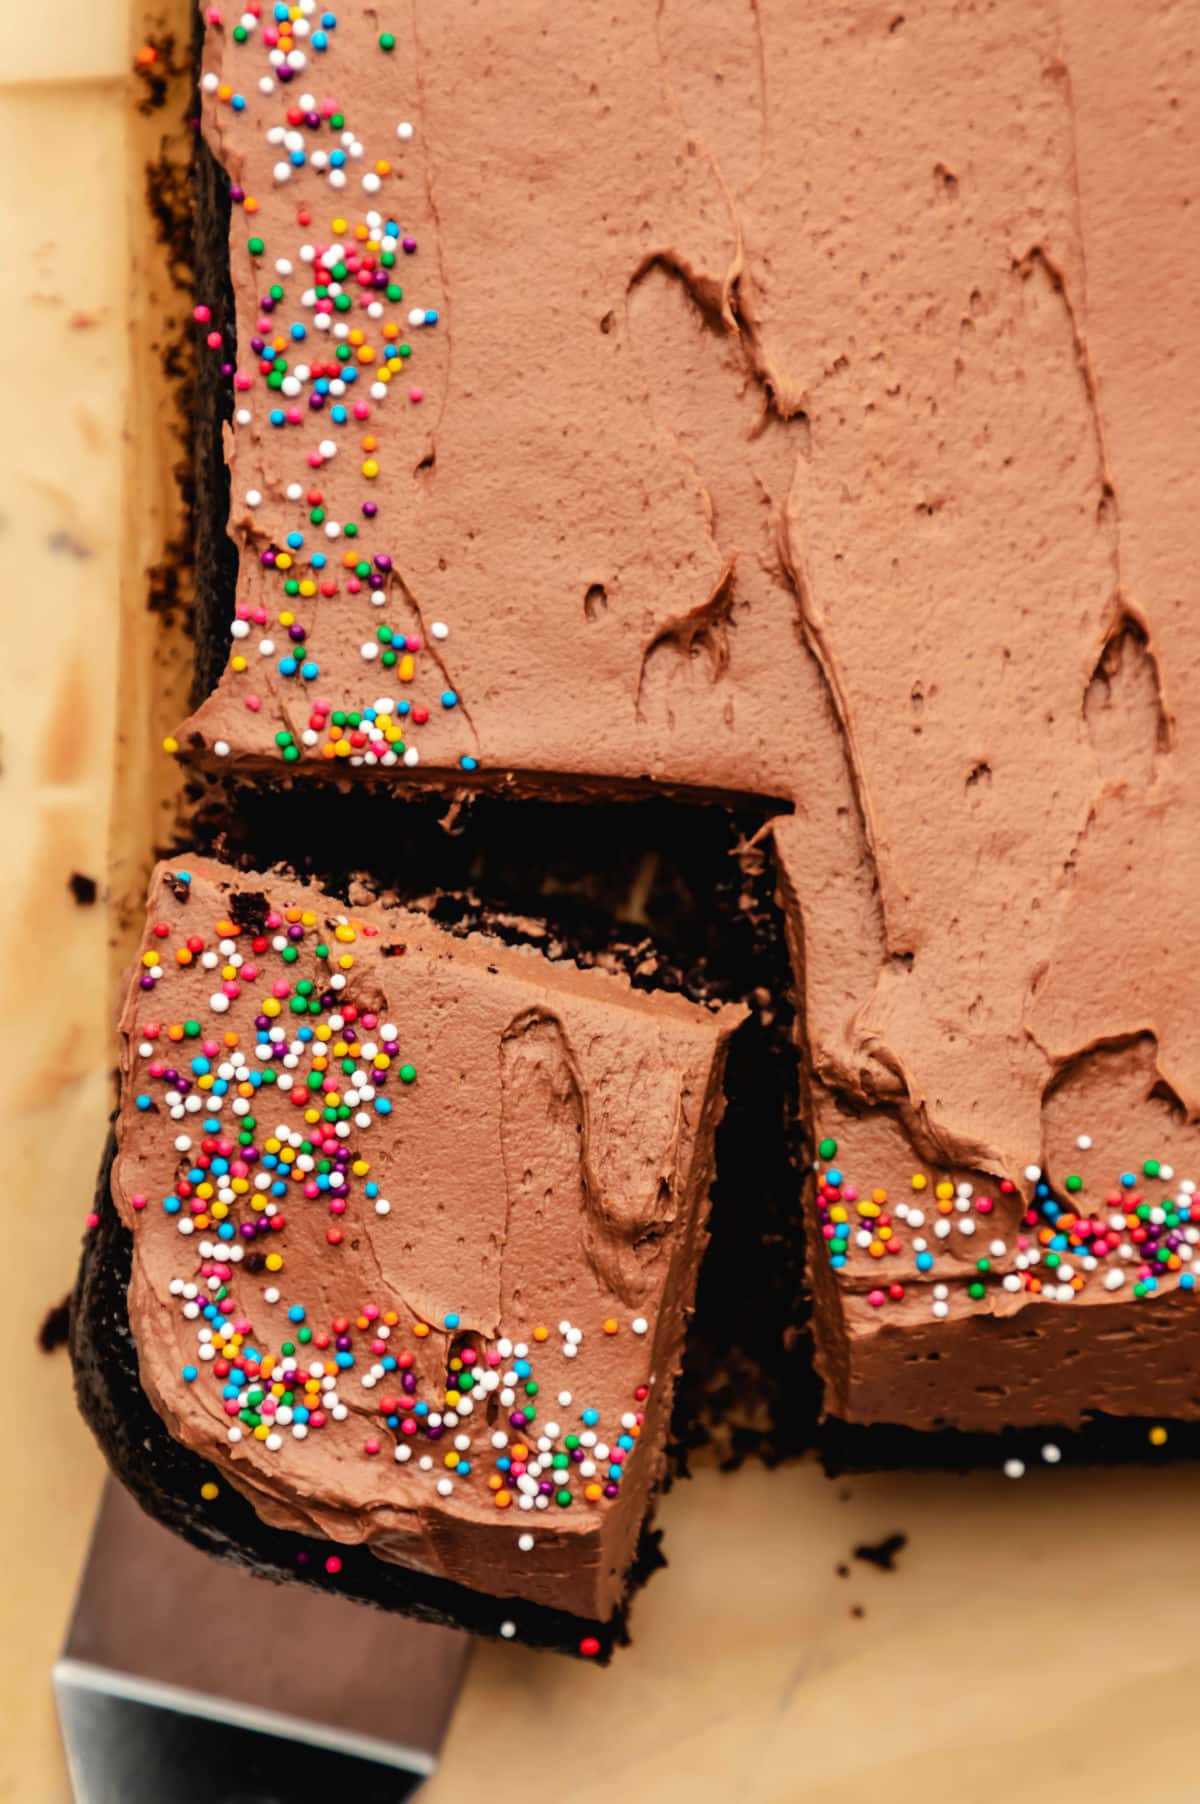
73, 860, 742, 1653
166, 2, 1200, 1451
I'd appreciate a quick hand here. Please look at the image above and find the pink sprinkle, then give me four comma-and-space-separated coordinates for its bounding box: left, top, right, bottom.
409, 386, 423, 403
193, 304, 212, 324
245, 694, 262, 712
206, 331, 223, 350
867, 1289, 886, 1308
131, 1194, 147, 1211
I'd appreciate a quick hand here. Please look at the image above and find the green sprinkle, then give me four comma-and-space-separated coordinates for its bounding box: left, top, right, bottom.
818, 1137, 838, 1161
379, 30, 397, 50
400, 1063, 417, 1084
248, 235, 265, 256
1144, 1158, 1162, 1178
1065, 1173, 1083, 1193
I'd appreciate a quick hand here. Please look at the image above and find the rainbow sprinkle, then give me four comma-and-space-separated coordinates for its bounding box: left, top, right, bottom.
167, 5, 477, 773
815, 1137, 1200, 1314
125, 873, 650, 1532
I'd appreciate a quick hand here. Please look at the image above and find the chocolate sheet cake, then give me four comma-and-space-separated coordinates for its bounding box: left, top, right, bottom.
76, 858, 740, 1652
72, 0, 1200, 1653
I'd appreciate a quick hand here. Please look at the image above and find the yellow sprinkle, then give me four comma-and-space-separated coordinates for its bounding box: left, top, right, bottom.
1149, 1425, 1168, 1447
911, 1173, 928, 1191
200, 1482, 220, 1501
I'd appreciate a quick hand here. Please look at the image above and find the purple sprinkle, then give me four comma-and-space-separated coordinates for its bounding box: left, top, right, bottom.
402, 236, 417, 254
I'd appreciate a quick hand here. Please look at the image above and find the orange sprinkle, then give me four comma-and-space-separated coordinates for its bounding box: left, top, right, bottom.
602, 1319, 618, 1335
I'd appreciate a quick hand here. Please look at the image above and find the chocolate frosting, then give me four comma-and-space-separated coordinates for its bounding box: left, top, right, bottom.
178, 2, 1200, 1427
114, 862, 741, 1617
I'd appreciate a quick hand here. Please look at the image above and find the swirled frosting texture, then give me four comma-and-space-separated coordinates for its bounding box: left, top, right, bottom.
114, 863, 740, 1616
179, 1, 1200, 1424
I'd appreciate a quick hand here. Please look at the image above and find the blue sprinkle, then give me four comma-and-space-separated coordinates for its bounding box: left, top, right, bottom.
382, 1355, 397, 1371
496, 1456, 511, 1473
825, 1168, 843, 1188
274, 2, 289, 18
374, 1097, 392, 1115
331, 404, 347, 424
457, 1460, 471, 1476
335, 1351, 355, 1369
396, 699, 411, 716
444, 1312, 460, 1330
916, 1251, 934, 1272
218, 1223, 235, 1241
286, 530, 304, 549
288, 1305, 306, 1324
290, 323, 306, 341
460, 755, 478, 772
414, 1401, 429, 1417
301, 661, 319, 681
278, 656, 298, 677
136, 1095, 152, 1112
581, 1408, 599, 1427
321, 10, 337, 25
293, 1405, 310, 1424
441, 689, 458, 709
1182, 1272, 1196, 1290
514, 1359, 531, 1378
163, 1196, 181, 1215
289, 149, 306, 167
330, 149, 346, 168
312, 553, 327, 569
173, 870, 192, 885
365, 1181, 379, 1198
269, 408, 286, 427
1120, 1171, 1137, 1188
182, 1365, 198, 1383
312, 31, 327, 50
232, 94, 246, 111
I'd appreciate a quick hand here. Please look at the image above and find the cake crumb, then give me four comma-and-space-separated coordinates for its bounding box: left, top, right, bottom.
853, 1531, 908, 1573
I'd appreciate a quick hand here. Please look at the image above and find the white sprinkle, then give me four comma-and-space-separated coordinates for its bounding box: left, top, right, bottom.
397, 121, 414, 140
394, 1443, 411, 1464
499, 1621, 516, 1639
1104, 1268, 1126, 1291
1076, 1134, 1092, 1151
1041, 1443, 1062, 1464
245, 489, 262, 508
518, 1533, 534, 1553
213, 740, 231, 758
209, 994, 230, 1014
1003, 1458, 1026, 1480
431, 620, 449, 640
264, 1287, 280, 1305
1024, 1164, 1042, 1183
